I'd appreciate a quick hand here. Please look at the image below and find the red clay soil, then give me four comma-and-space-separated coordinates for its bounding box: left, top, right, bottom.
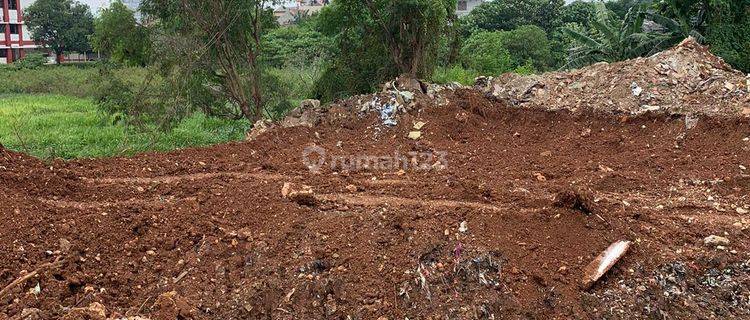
2, 90, 750, 319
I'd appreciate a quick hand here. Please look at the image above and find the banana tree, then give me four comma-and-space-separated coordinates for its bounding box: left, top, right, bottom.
644, 0, 706, 53
561, 3, 662, 69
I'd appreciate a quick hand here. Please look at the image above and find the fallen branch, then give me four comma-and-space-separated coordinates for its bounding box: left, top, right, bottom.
0, 258, 65, 299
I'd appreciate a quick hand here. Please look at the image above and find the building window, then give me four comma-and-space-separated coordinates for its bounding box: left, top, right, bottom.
458, 0, 468, 10
9, 25, 19, 35
9, 0, 18, 10
0, 50, 6, 58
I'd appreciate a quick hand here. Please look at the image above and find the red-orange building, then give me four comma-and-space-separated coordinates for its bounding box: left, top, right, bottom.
1, 0, 38, 64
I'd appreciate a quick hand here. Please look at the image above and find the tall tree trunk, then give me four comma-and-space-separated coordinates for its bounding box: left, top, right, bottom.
248, 52, 263, 120
248, 2, 264, 120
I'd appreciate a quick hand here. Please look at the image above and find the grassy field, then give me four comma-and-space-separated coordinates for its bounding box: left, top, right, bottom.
0, 95, 249, 159
0, 64, 483, 160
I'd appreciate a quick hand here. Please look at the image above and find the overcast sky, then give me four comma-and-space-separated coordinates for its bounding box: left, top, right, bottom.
78, 0, 141, 13
79, 0, 110, 13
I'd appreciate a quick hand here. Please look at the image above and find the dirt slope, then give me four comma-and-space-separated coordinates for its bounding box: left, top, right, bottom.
2, 41, 750, 319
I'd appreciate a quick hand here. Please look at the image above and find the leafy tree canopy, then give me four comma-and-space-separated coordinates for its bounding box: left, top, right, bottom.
460, 31, 514, 74
462, 0, 565, 33
25, 0, 95, 62
91, 0, 150, 66
313, 0, 456, 101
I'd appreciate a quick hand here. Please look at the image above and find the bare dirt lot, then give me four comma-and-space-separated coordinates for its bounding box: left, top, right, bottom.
2, 40, 750, 319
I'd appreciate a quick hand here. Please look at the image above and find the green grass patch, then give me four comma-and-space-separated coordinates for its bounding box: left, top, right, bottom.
0, 65, 148, 98
0, 94, 249, 159
431, 66, 482, 86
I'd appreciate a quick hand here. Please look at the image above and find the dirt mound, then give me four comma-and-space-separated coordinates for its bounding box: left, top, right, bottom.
2, 87, 750, 319
479, 37, 750, 117
3, 40, 750, 319
0, 147, 78, 198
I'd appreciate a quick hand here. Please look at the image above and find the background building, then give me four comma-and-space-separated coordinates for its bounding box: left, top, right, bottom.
456, 0, 485, 17
274, 0, 328, 26
1, 0, 37, 64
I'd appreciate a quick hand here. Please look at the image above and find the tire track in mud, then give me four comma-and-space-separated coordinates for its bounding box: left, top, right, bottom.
315, 193, 516, 212
60, 172, 748, 224
39, 196, 197, 210
40, 192, 512, 212
68, 171, 516, 212
83, 171, 420, 187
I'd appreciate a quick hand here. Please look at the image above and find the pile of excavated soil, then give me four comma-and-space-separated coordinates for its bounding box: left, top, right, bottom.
2, 40, 750, 319
479, 37, 750, 117
2, 89, 750, 319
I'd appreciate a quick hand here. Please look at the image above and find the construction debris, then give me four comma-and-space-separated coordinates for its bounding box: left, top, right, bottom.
3, 39, 750, 319
61, 302, 106, 320
704, 235, 730, 246
581, 240, 632, 289
282, 182, 317, 206
478, 38, 748, 117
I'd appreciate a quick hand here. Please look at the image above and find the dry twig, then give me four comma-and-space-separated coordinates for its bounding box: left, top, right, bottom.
0, 258, 65, 299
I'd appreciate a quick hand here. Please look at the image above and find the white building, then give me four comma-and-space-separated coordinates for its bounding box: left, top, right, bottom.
456, 0, 485, 17
0, 0, 39, 64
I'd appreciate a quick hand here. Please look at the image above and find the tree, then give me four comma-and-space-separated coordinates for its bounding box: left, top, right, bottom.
652, 0, 749, 72
339, 0, 456, 77
561, 3, 660, 69
605, 0, 651, 19
459, 31, 514, 74
141, 0, 281, 123
702, 0, 749, 72
313, 0, 455, 101
462, 0, 565, 33
560, 1, 597, 28
262, 25, 333, 68
499, 25, 553, 71
25, 0, 94, 63
91, 0, 150, 66
459, 25, 552, 74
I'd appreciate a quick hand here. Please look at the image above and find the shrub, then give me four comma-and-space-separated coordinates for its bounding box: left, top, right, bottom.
460, 31, 514, 74
14, 53, 48, 70
431, 66, 480, 85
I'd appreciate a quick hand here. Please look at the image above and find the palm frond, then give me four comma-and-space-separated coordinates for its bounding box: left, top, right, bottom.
562, 27, 601, 48
590, 19, 617, 46
688, 30, 705, 43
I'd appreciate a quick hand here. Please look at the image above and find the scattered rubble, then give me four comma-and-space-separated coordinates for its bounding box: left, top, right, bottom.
554, 189, 596, 215
477, 38, 749, 117
704, 235, 731, 247
282, 182, 317, 206
61, 302, 106, 320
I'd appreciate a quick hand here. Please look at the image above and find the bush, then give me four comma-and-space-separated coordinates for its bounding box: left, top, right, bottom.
14, 53, 48, 69
262, 26, 333, 68
460, 31, 514, 74
459, 25, 553, 75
